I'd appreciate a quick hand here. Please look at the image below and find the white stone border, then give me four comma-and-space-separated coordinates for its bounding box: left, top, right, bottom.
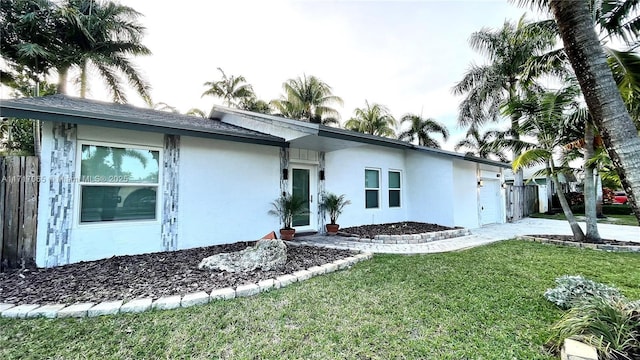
342, 228, 471, 244
0, 252, 373, 320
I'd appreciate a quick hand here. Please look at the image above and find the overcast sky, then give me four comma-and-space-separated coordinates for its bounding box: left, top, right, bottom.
27, 0, 550, 150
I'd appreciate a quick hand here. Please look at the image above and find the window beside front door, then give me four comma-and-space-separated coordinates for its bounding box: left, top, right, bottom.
389, 170, 401, 208
365, 168, 380, 209
79, 143, 160, 223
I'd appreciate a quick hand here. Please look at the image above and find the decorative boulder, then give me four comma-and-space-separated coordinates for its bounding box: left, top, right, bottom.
198, 239, 287, 272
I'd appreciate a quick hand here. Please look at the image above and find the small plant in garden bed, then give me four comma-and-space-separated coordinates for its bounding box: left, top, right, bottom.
548, 298, 640, 360
544, 275, 640, 360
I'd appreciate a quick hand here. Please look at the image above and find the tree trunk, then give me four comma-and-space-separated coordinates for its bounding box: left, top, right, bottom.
551, 160, 585, 241
510, 86, 525, 221
80, 59, 88, 98
595, 173, 604, 218
550, 0, 640, 223
583, 121, 601, 242
57, 66, 69, 95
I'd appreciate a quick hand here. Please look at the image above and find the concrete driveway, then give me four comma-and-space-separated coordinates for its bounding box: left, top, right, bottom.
293, 218, 639, 254
473, 218, 639, 243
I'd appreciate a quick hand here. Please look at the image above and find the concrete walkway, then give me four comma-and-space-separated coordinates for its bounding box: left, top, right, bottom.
292, 218, 639, 254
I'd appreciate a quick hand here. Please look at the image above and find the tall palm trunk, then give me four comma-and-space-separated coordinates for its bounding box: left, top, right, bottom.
56, 66, 69, 95
584, 121, 601, 242
550, 0, 640, 223
510, 85, 525, 221
550, 159, 585, 241
80, 58, 88, 98
595, 173, 603, 218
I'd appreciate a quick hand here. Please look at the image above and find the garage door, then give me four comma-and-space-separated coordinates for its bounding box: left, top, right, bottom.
479, 179, 501, 225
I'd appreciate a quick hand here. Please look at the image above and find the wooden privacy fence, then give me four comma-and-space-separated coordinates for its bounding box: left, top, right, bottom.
0, 156, 39, 271
505, 184, 539, 222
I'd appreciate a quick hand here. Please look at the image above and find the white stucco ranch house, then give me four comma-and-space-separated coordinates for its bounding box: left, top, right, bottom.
0, 95, 509, 267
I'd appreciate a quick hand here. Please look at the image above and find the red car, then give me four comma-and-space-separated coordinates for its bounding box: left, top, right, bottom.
613, 191, 628, 204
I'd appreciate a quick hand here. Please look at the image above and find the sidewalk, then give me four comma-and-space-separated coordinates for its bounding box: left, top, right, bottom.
292, 218, 639, 254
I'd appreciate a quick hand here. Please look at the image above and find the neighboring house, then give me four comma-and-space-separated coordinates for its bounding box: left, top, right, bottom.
0, 95, 509, 268
504, 166, 578, 213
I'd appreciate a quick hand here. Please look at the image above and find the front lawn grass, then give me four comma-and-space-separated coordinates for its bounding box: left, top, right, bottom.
2, 241, 639, 359
530, 212, 639, 226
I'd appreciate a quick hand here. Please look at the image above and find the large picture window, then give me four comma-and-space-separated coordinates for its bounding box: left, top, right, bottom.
79, 144, 160, 223
389, 170, 401, 208
365, 169, 380, 209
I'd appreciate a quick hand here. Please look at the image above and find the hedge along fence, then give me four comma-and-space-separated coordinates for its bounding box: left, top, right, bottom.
0, 156, 39, 271
570, 204, 633, 215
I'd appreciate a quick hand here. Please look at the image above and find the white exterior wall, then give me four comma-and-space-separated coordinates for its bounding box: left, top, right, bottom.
324, 146, 408, 227
405, 152, 456, 227
453, 160, 481, 229
177, 136, 281, 249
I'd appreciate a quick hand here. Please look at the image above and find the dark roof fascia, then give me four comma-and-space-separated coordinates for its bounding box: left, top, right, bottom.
414, 146, 511, 168
1, 102, 287, 148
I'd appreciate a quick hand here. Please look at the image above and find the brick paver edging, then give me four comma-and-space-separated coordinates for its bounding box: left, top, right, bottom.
518, 236, 640, 252
0, 252, 373, 320
340, 228, 471, 244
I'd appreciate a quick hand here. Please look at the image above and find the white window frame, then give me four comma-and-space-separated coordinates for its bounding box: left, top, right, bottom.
365, 168, 380, 209
388, 170, 402, 208
75, 140, 163, 227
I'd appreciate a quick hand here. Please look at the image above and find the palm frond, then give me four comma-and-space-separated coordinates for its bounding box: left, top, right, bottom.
513, 148, 552, 171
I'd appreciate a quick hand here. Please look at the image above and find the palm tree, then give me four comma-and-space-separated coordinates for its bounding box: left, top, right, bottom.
517, 0, 640, 223
1, 0, 62, 84
506, 85, 587, 241
71, 0, 152, 105
1, 0, 152, 104
202, 68, 255, 108
454, 127, 508, 162
344, 101, 397, 138
238, 96, 271, 114
186, 108, 206, 118
452, 16, 558, 221
606, 48, 640, 129
398, 114, 449, 148
271, 74, 343, 125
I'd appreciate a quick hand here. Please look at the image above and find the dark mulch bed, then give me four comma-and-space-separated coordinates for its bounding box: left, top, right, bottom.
0, 242, 356, 305
340, 221, 458, 239
528, 234, 639, 246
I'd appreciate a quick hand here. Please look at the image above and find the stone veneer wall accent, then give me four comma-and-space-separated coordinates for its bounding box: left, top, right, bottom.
161, 135, 180, 251
45, 122, 77, 267
279, 147, 289, 196
317, 151, 326, 233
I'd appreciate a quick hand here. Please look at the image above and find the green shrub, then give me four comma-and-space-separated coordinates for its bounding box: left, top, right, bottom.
544, 275, 623, 310
570, 204, 632, 216
603, 204, 633, 215
548, 298, 640, 360
571, 205, 585, 214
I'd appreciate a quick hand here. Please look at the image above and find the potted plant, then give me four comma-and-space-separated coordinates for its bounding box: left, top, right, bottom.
320, 193, 351, 235
268, 193, 308, 240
